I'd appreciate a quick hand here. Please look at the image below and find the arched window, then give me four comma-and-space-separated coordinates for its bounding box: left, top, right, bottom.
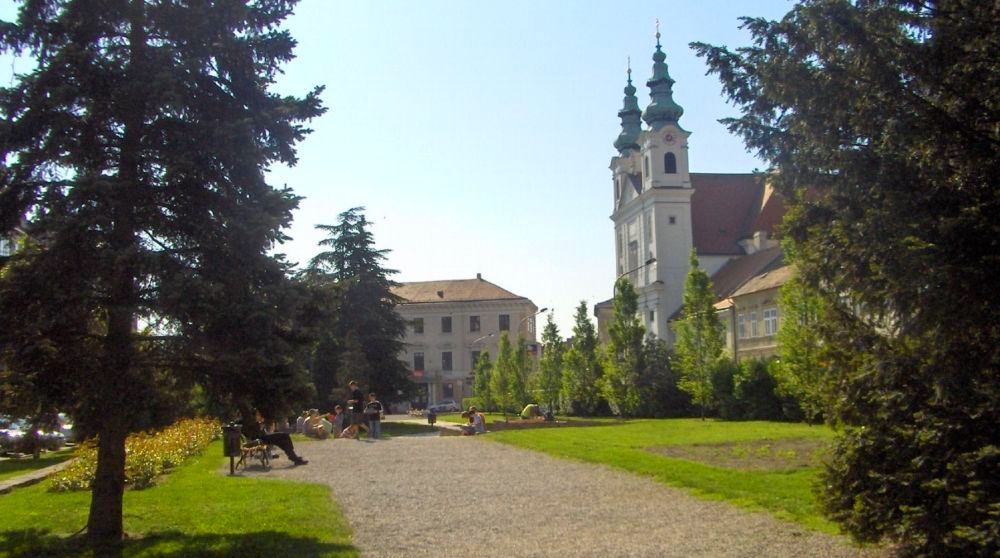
643, 156, 650, 178
664, 152, 677, 174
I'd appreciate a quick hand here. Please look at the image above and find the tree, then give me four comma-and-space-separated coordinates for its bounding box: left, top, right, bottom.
560, 301, 605, 415
695, 3, 1000, 554
674, 249, 725, 418
511, 336, 531, 411
301, 207, 412, 407
637, 336, 692, 418
471, 350, 493, 411
773, 273, 828, 424
0, 0, 323, 544
490, 332, 515, 420
535, 312, 564, 413
602, 279, 644, 417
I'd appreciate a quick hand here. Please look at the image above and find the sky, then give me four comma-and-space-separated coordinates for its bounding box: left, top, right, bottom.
0, 0, 796, 336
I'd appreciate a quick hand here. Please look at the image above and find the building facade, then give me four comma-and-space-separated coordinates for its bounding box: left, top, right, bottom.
597, 33, 786, 350
391, 274, 540, 409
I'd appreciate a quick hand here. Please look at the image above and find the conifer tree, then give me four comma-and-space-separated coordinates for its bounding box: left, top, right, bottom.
302, 207, 411, 406
0, 0, 323, 543
695, 2, 1000, 553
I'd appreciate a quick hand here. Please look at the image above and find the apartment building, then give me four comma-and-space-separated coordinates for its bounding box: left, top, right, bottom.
391, 274, 540, 409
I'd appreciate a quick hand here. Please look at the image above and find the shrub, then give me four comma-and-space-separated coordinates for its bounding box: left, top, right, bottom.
49, 416, 219, 492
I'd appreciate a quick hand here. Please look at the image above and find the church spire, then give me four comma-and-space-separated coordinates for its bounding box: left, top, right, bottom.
613, 58, 642, 155
642, 21, 684, 130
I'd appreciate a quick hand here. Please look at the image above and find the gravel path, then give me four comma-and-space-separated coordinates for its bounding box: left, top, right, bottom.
239, 432, 888, 558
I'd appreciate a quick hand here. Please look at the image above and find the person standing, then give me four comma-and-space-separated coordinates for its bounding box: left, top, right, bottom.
365, 392, 384, 439
344, 380, 370, 440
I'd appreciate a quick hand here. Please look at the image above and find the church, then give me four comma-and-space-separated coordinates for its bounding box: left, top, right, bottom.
595, 32, 787, 358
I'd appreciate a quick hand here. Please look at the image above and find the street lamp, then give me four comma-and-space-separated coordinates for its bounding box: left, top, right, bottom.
616, 257, 656, 287
518, 307, 549, 338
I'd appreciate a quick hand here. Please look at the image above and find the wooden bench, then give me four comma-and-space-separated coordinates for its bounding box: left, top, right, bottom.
235, 438, 271, 471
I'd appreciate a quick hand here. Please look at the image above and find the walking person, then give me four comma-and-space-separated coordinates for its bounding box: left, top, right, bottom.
365, 392, 384, 439
343, 380, 370, 440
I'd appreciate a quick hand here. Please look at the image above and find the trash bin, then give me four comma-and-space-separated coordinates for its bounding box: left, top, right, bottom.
223, 422, 242, 457
427, 410, 437, 425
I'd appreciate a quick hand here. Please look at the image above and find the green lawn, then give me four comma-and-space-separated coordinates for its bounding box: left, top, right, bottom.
488, 418, 840, 533
0, 440, 357, 557
0, 448, 75, 482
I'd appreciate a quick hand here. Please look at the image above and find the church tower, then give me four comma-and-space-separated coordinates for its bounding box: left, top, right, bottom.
609, 29, 693, 342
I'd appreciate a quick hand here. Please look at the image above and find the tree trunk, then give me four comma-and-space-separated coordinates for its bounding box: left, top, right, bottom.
86, 417, 127, 543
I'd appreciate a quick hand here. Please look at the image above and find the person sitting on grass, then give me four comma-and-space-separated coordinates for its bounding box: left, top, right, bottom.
331, 405, 347, 438
460, 406, 486, 435
243, 410, 308, 466
304, 409, 332, 439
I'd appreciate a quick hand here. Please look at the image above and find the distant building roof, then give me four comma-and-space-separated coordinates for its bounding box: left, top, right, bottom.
710, 247, 785, 300
391, 276, 528, 305
689, 173, 778, 255
731, 264, 794, 298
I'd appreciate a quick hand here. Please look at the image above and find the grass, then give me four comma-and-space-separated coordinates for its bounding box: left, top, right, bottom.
0, 440, 357, 557
488, 418, 840, 533
0, 448, 75, 482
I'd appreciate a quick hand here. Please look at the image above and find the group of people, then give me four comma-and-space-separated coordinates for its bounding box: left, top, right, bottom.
297, 381, 385, 440
460, 406, 487, 435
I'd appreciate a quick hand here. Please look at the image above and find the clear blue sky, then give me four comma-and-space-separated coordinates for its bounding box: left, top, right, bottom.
1, 1, 795, 336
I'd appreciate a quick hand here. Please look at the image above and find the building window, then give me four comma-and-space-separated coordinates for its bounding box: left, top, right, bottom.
444, 383, 454, 398
441, 316, 452, 334
442, 351, 453, 371
738, 314, 746, 339
664, 152, 677, 173
413, 352, 424, 371
643, 156, 649, 178
669, 215, 676, 225
499, 314, 510, 331
750, 311, 758, 338
471, 351, 481, 368
412, 318, 424, 334
764, 308, 779, 336
648, 310, 655, 322
470, 315, 480, 332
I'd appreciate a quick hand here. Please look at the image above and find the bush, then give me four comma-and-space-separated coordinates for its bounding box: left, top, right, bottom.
50, 416, 219, 492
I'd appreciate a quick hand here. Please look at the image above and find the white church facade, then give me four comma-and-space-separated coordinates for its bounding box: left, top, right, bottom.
596, 33, 787, 353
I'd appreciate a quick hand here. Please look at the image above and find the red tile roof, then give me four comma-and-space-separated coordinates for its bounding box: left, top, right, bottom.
709, 247, 785, 300
688, 173, 776, 255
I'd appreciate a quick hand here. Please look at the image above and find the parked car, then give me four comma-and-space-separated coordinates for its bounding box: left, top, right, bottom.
0, 416, 68, 452
427, 400, 460, 413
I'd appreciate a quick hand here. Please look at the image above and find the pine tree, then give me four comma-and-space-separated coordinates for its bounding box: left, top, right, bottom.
674, 249, 725, 419
0, 1, 323, 543
302, 207, 411, 407
602, 278, 644, 417
695, 3, 1000, 553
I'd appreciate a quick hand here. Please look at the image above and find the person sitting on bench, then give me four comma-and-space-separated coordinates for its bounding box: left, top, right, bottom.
243, 410, 308, 466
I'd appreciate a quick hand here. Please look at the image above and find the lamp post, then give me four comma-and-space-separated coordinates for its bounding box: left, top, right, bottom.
517, 307, 549, 338
616, 257, 656, 292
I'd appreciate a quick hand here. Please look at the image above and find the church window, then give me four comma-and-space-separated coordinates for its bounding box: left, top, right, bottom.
664, 152, 677, 174
643, 156, 650, 178
669, 216, 676, 225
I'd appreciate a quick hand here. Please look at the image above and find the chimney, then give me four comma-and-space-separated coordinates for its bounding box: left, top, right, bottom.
476, 273, 482, 280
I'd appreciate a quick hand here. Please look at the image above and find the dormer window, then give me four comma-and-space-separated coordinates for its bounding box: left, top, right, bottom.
664, 152, 677, 174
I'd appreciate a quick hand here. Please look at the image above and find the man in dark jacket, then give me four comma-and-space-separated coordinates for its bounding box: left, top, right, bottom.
243, 410, 308, 465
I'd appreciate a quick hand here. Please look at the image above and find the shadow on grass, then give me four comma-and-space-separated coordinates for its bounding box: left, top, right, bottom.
0, 528, 359, 558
